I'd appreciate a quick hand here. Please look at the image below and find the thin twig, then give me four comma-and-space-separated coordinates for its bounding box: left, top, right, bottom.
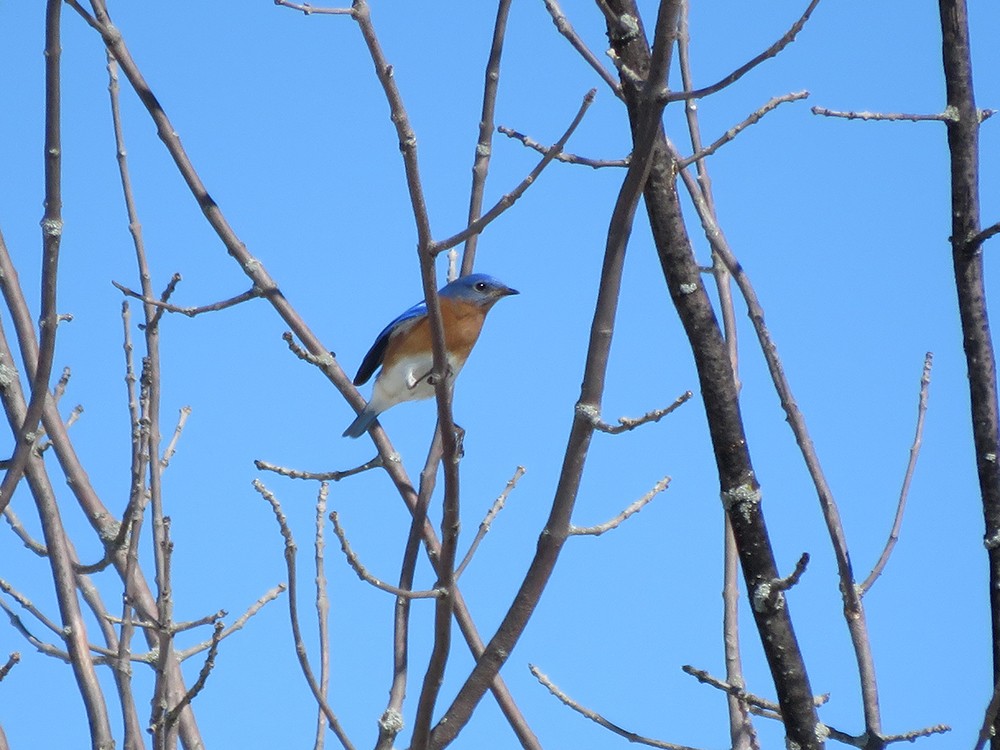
860, 353, 933, 594
0, 598, 71, 661
150, 273, 183, 329
314, 484, 331, 750
329, 511, 441, 599
882, 726, 951, 744
0, 653, 19, 682
578, 391, 692, 434
254, 480, 355, 750
112, 281, 261, 319
160, 406, 192, 468
683, 665, 780, 713
432, 89, 597, 255
254, 457, 384, 482
162, 621, 224, 732
380, 431, 444, 750
968, 220, 1000, 253
170, 611, 227, 635
681, 665, 829, 713
273, 0, 354, 15
0, 0, 68, 519
812, 106, 959, 122
772, 553, 810, 594
570, 477, 670, 536
3, 508, 48, 556
751, 553, 809, 615
531, 665, 703, 750
665, 0, 821, 102
282, 331, 335, 369
36, 404, 83, 454
174, 584, 286, 661
678, 91, 809, 168
455, 466, 526, 578
497, 126, 628, 168
459, 0, 513, 276
0, 578, 64, 638
542, 0, 622, 97
53, 366, 71, 402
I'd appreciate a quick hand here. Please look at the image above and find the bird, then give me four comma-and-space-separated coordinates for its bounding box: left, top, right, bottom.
342, 273, 519, 438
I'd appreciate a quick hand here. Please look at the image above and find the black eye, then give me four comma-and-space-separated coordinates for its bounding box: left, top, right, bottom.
475, 281, 488, 291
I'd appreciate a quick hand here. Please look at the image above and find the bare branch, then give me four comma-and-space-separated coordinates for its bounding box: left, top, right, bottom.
429, 6, 682, 746
749, 553, 810, 617
578, 391, 692, 434
162, 621, 224, 733
0, 596, 71, 661
281, 331, 336, 369
0, 653, 19, 683
0, 578, 65, 641
329, 511, 441, 599
665, 0, 821, 102
812, 106, 959, 122
3, 507, 48, 556
112, 280, 262, 319
160, 406, 192, 468
36, 403, 83, 455
685, 665, 779, 714
542, 0, 622, 97
860, 353, 933, 594
314, 483, 331, 749
530, 664, 704, 750
882, 725, 951, 744
669, 126, 875, 741
684, 666, 947, 747
976, 678, 1000, 750
254, 480, 355, 750
273, 0, 354, 15
150, 272, 183, 329
0, 0, 69, 519
432, 88, 597, 255
170, 611, 227, 635
53, 366, 71, 402
681, 665, 828, 713
455, 466, 526, 579
174, 584, 286, 661
497, 125, 628, 168
678, 91, 809, 169
254, 456, 384, 482
771, 553, 810, 594
381, 432, 444, 750
70, 20, 539, 743
968, 220, 1000, 253
459, 0, 514, 276
570, 476, 670, 536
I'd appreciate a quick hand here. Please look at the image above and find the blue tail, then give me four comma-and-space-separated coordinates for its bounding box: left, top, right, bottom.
343, 404, 380, 438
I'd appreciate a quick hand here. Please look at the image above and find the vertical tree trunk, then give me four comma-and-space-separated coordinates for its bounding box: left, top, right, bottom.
601, 2, 822, 747
937, 2, 1000, 747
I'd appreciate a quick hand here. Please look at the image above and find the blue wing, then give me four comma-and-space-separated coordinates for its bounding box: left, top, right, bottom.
352, 300, 427, 386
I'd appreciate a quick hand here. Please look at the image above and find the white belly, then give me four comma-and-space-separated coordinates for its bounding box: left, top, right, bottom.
369, 352, 466, 413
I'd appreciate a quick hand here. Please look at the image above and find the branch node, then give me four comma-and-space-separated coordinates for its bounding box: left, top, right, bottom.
753, 553, 809, 613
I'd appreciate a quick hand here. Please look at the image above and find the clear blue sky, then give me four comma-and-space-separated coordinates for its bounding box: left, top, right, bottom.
1, 1, 998, 748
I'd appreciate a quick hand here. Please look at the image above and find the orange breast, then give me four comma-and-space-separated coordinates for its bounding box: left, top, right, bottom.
385, 300, 487, 365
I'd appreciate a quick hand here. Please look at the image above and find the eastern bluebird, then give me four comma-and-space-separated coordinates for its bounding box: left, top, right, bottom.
342, 273, 519, 438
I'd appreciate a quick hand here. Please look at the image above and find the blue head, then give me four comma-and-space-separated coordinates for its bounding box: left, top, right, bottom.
439, 273, 519, 307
